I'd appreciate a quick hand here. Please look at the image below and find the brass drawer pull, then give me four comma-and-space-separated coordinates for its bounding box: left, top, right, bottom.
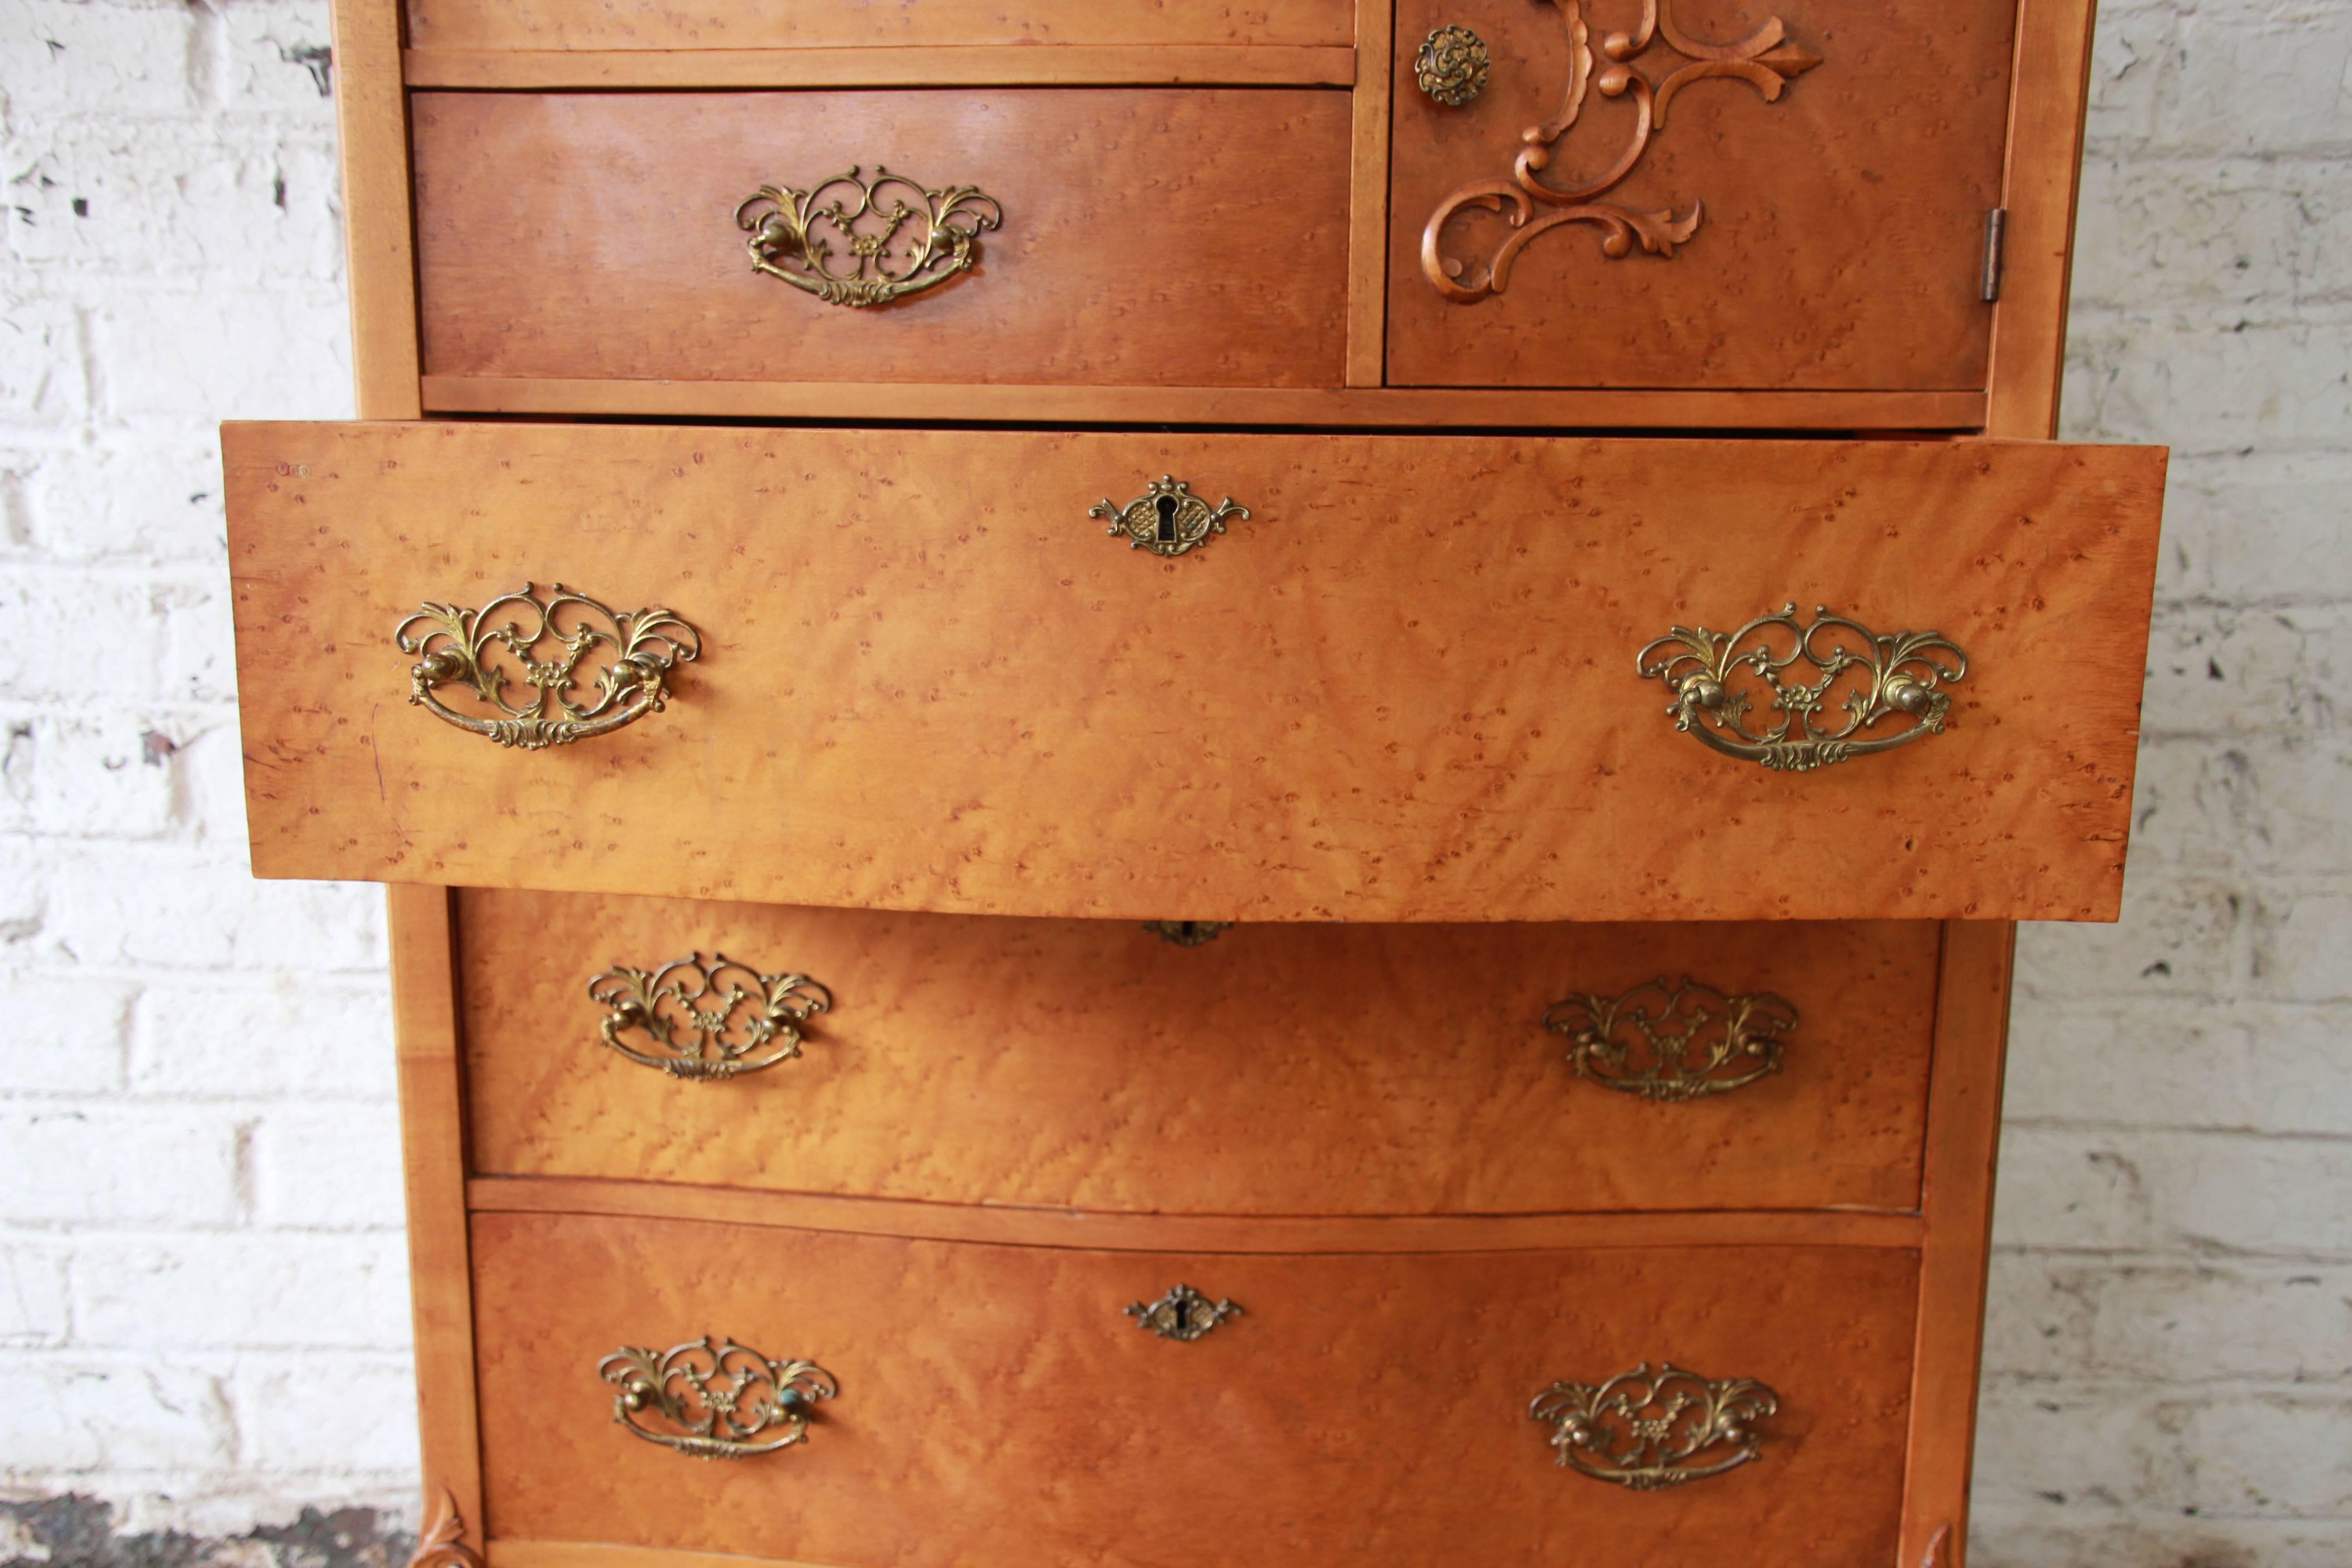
1637, 603, 1967, 773
736, 167, 1003, 309
1543, 977, 1794, 1101
1142, 920, 1232, 947
599, 1335, 836, 1459
1415, 25, 1491, 106
395, 583, 700, 751
588, 954, 830, 1081
1125, 1284, 1241, 1342
1531, 1363, 1779, 1488
1094, 476, 1249, 559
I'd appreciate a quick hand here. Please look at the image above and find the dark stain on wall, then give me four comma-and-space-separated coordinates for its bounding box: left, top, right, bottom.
0, 1496, 411, 1568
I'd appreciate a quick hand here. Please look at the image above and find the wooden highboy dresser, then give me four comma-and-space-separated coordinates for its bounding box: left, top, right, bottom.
224, 2, 2164, 1564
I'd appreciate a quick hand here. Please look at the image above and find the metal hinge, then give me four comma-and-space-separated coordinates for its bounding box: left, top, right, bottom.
1980, 207, 2007, 303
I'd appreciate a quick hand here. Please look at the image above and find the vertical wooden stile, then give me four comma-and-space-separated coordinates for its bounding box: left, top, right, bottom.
333, 0, 423, 421
1344, 0, 1396, 386
331, 0, 476, 1538
1899, 0, 2102, 1553
1985, 0, 2102, 441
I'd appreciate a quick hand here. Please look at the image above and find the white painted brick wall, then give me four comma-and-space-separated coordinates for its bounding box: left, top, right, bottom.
0, 0, 2344, 1561
1975, 1, 2352, 1563
0, 0, 409, 1539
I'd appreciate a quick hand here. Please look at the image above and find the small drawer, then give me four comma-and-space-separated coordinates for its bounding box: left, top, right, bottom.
1389, 0, 2015, 393
223, 421, 2164, 922
412, 89, 1351, 391
472, 1209, 1918, 1568
405, 0, 1357, 51
460, 890, 1941, 1215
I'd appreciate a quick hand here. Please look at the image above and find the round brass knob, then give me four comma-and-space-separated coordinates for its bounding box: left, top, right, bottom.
1415, 24, 1490, 107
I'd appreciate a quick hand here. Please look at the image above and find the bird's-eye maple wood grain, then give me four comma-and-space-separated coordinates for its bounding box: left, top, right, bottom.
471, 1210, 1919, 1568
411, 90, 1352, 390
224, 421, 2164, 923
460, 895, 1940, 1215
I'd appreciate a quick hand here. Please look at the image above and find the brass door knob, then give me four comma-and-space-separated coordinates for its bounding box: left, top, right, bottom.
1416, 25, 1491, 106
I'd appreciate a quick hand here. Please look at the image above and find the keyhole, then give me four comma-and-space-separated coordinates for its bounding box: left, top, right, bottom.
1155, 495, 1178, 542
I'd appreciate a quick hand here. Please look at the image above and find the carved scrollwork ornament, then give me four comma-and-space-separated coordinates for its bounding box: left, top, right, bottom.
1416, 25, 1493, 106
1543, 977, 1796, 1101
1530, 1363, 1779, 1488
598, 1336, 837, 1459
587, 954, 831, 1080
1636, 604, 1968, 773
1093, 476, 1250, 559
1125, 1284, 1242, 1342
736, 167, 1003, 308
393, 583, 700, 750
1422, 0, 1823, 300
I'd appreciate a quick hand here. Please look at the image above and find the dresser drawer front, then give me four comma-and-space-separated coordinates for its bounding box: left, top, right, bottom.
474, 1211, 1916, 1568
407, 0, 1355, 51
1390, 0, 2015, 393
412, 90, 1350, 390
461, 891, 1938, 1214
223, 421, 2163, 921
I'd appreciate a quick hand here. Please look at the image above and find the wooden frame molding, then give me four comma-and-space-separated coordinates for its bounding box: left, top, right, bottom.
465, 1175, 1925, 1255
403, 44, 1356, 88
331, 0, 420, 422
1343, 0, 1396, 385
387, 884, 485, 1540
1896, 922, 2019, 1568
1986, 0, 2101, 441
416, 376, 1988, 430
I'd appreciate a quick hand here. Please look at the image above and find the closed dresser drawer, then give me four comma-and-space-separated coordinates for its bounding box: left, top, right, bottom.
406, 0, 1356, 51
460, 890, 1940, 1215
472, 1210, 1917, 1568
412, 89, 1351, 391
1391, 0, 2015, 393
225, 421, 2163, 921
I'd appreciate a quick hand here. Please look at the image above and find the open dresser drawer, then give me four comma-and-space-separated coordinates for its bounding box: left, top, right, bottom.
225, 421, 2163, 922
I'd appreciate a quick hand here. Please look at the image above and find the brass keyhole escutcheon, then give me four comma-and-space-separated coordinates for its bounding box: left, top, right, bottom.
1092, 476, 1250, 559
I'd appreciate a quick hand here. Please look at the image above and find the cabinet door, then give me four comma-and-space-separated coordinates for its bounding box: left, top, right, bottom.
1388, 0, 2017, 392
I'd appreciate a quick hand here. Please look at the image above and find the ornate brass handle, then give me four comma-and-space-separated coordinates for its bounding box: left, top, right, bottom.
1543, 977, 1794, 1101
588, 954, 831, 1081
1125, 1284, 1241, 1342
1636, 603, 1967, 773
1415, 25, 1491, 105
1531, 1363, 1779, 1488
736, 167, 1003, 309
599, 1336, 836, 1459
394, 583, 699, 751
1093, 476, 1249, 559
